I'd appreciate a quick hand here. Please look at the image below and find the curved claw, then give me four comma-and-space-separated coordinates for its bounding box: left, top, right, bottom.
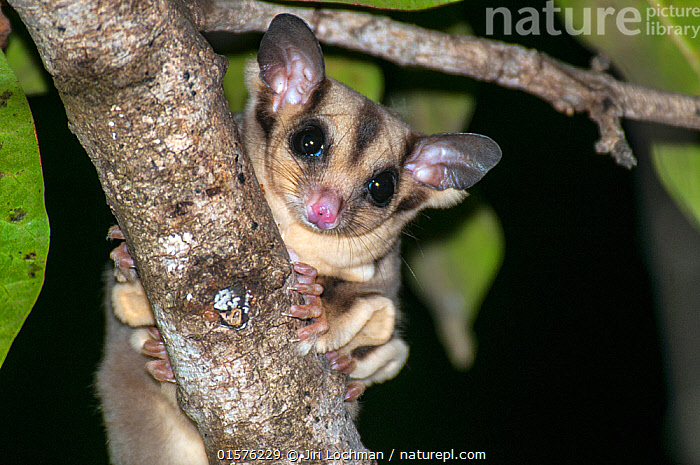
289, 296, 322, 319
297, 313, 329, 341
142, 338, 168, 360
142, 326, 174, 382
110, 242, 135, 269
345, 381, 365, 402
146, 359, 175, 383
147, 326, 161, 339
107, 225, 125, 240
326, 351, 356, 375
108, 225, 138, 283
292, 261, 318, 284
288, 282, 323, 297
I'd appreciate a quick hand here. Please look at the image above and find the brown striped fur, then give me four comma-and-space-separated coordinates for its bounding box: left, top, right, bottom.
239, 14, 498, 386
97, 14, 500, 464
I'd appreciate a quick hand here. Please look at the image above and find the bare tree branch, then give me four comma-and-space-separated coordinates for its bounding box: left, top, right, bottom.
195, 0, 700, 168
8, 0, 367, 461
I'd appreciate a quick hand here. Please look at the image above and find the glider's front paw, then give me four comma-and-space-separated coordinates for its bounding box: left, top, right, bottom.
141, 327, 175, 384
286, 261, 328, 354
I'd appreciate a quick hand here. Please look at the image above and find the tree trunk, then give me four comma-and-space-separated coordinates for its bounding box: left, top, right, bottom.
8, 0, 367, 461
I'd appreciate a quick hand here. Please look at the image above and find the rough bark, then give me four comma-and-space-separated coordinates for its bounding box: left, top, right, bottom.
10, 0, 700, 461
8, 0, 366, 461
195, 0, 700, 169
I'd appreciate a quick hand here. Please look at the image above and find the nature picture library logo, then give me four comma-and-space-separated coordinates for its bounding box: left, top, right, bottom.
485, 1, 700, 39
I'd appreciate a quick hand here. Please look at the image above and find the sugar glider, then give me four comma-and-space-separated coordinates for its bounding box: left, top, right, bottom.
96, 13, 501, 464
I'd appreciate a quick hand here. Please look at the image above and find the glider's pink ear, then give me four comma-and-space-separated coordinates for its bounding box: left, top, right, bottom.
257, 14, 326, 112
405, 133, 502, 191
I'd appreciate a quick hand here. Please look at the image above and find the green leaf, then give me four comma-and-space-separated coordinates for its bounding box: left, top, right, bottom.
325, 55, 384, 103
556, 0, 700, 230
276, 0, 460, 11
0, 49, 50, 369
5, 35, 49, 96
223, 52, 255, 114
555, 0, 699, 91
652, 143, 700, 230
408, 204, 504, 369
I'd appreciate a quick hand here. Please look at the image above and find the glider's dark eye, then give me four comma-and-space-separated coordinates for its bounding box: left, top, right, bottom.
367, 170, 396, 206
291, 124, 325, 159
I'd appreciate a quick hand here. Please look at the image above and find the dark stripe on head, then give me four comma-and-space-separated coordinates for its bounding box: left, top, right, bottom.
396, 132, 429, 214
401, 131, 420, 165
255, 93, 276, 143
305, 78, 330, 115
350, 99, 381, 164
395, 189, 428, 214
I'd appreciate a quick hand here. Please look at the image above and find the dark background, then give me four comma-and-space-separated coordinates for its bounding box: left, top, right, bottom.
0, 0, 677, 463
